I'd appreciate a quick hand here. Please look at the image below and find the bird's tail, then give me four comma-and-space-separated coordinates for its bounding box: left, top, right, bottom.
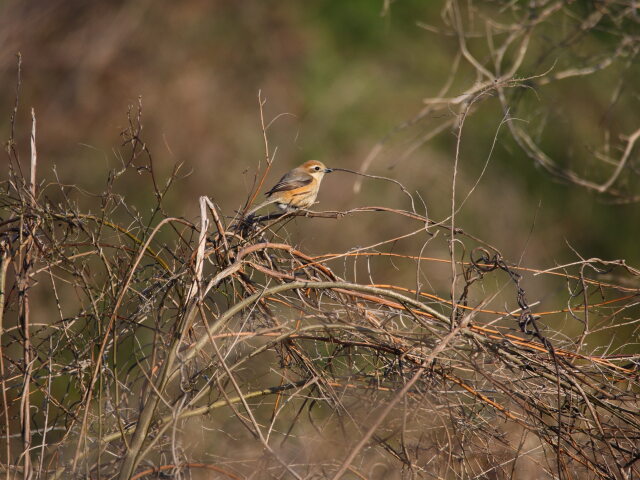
245, 196, 280, 217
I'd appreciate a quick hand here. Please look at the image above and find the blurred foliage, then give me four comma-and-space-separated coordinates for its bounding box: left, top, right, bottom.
1, 0, 638, 288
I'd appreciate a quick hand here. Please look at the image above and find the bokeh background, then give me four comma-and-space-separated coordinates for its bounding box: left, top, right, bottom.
2, 0, 639, 269
0, 1, 638, 353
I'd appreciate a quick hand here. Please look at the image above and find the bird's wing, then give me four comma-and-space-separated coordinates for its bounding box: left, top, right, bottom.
265, 170, 312, 196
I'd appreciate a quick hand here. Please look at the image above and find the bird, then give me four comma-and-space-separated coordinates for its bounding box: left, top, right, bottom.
246, 160, 333, 216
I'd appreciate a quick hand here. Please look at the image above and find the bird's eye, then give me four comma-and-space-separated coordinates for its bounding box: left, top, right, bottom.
314, 166, 320, 171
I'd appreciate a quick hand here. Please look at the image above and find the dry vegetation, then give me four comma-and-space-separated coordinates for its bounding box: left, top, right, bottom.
1, 96, 639, 480
1, 1, 640, 480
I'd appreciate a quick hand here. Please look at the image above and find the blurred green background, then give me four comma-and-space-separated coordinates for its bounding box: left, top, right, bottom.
1, 0, 638, 270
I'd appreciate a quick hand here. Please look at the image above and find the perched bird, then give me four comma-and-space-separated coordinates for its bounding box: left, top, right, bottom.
247, 160, 333, 216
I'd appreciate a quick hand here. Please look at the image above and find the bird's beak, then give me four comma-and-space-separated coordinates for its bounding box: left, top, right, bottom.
324, 168, 334, 173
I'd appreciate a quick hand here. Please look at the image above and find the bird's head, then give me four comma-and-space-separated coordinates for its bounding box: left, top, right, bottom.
301, 160, 333, 180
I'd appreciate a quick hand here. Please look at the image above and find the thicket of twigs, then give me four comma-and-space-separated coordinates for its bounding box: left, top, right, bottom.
2, 2, 640, 479
0, 100, 638, 479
